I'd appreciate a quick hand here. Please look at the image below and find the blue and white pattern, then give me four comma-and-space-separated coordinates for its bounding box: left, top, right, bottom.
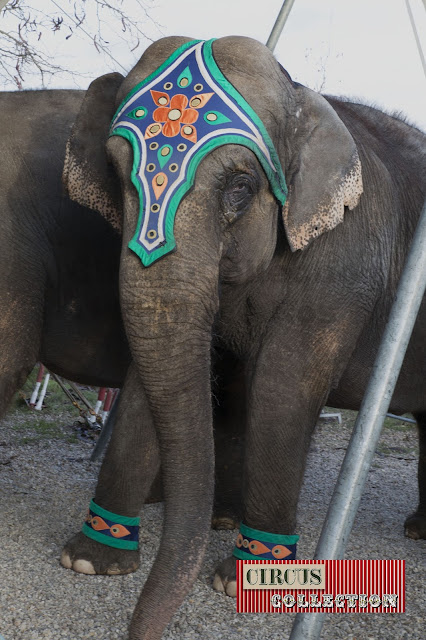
110, 39, 287, 266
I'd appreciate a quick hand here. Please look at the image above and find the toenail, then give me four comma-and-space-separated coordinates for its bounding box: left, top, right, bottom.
60, 551, 72, 569
212, 573, 225, 593
73, 559, 96, 575
225, 580, 237, 597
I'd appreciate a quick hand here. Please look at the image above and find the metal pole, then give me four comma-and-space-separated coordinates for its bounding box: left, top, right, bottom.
405, 0, 426, 78
266, 0, 297, 52
289, 199, 426, 640
386, 412, 416, 425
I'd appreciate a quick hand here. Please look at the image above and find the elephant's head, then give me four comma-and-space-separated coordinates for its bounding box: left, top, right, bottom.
63, 35, 362, 639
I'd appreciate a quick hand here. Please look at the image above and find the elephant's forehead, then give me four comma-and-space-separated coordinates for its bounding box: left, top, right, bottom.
109, 39, 287, 268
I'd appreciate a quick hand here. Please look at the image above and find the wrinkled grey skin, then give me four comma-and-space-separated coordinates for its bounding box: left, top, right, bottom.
0, 89, 157, 575
0, 89, 156, 573
62, 352, 244, 576
63, 36, 426, 640
0, 89, 131, 412
0, 89, 240, 579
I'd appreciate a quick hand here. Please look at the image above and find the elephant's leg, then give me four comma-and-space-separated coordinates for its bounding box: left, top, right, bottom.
0, 294, 43, 419
213, 328, 333, 596
213, 419, 244, 529
61, 363, 160, 575
404, 411, 426, 539
212, 351, 245, 530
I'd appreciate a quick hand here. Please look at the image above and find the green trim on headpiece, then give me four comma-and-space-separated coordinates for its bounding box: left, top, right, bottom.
111, 40, 201, 126
110, 38, 287, 267
202, 40, 287, 207
126, 132, 282, 264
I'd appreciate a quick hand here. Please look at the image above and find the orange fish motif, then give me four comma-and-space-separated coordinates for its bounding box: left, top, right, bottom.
248, 540, 270, 556
110, 524, 131, 538
87, 515, 131, 538
90, 516, 110, 531
271, 544, 292, 559
235, 533, 292, 559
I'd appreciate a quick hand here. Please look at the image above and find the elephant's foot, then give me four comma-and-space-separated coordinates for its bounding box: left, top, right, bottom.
61, 532, 140, 575
212, 555, 237, 597
404, 510, 426, 540
211, 515, 239, 530
212, 499, 241, 531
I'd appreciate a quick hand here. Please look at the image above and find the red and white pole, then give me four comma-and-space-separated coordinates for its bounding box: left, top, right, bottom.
101, 388, 114, 423
30, 364, 45, 408
89, 387, 107, 423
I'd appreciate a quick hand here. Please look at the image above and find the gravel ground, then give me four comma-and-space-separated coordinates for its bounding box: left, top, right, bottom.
0, 398, 424, 640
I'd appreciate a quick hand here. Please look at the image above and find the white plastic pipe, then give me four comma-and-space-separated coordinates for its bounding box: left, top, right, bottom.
30, 364, 45, 407
34, 372, 50, 411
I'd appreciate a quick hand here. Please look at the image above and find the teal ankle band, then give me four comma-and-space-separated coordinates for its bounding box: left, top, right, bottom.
239, 523, 299, 544
81, 499, 140, 550
233, 523, 299, 560
88, 500, 140, 526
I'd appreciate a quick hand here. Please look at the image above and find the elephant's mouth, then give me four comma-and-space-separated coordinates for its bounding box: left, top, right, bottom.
109, 38, 287, 267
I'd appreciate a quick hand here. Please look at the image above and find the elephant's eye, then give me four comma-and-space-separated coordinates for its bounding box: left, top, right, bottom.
223, 172, 258, 223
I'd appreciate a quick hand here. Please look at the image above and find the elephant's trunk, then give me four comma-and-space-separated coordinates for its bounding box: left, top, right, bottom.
121, 245, 220, 639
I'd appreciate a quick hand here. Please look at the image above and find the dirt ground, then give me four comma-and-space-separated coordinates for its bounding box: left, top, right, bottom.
0, 374, 424, 639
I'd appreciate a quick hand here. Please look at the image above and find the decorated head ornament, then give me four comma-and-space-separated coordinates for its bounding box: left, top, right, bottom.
110, 39, 287, 266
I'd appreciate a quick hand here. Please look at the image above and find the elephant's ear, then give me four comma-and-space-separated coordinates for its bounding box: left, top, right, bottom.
282, 87, 363, 251
63, 72, 124, 232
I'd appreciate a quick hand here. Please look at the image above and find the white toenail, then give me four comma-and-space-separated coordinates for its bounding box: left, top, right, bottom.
212, 573, 225, 593
60, 551, 72, 569
73, 559, 96, 575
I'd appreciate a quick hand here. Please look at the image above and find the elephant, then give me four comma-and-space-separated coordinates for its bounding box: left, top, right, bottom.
62, 35, 426, 640
0, 88, 131, 415
0, 88, 243, 576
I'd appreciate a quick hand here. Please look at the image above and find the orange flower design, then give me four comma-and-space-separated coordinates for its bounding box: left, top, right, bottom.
145, 90, 214, 143
153, 92, 198, 139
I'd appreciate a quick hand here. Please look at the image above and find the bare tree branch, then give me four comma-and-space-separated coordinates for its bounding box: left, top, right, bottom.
0, 0, 159, 89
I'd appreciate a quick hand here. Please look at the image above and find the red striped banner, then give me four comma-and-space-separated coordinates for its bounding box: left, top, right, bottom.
237, 560, 405, 613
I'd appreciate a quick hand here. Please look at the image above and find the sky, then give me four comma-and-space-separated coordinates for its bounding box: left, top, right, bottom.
1, 0, 425, 130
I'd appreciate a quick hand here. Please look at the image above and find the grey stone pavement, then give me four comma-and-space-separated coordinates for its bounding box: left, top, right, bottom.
0, 408, 424, 639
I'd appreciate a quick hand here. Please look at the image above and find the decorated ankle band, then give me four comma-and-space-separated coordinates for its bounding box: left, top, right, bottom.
81, 499, 140, 550
233, 523, 299, 560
